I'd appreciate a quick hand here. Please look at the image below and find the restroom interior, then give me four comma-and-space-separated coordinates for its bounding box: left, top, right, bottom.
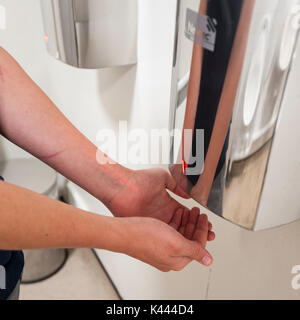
0, 0, 300, 299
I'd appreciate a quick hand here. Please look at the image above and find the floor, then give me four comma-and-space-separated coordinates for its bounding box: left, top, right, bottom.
19, 249, 120, 300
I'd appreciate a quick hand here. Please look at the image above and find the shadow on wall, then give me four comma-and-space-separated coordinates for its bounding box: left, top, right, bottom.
0, 140, 6, 161
96, 65, 137, 122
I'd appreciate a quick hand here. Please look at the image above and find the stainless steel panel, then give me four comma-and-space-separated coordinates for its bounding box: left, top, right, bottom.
40, 0, 137, 69
169, 0, 300, 230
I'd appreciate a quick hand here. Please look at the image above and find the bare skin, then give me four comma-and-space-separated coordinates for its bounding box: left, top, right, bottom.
0, 47, 214, 271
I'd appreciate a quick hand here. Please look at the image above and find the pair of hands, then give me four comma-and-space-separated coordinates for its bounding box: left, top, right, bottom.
105, 168, 215, 272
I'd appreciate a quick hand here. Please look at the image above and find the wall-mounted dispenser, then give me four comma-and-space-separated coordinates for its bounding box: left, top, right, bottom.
169, 0, 300, 230
40, 0, 137, 69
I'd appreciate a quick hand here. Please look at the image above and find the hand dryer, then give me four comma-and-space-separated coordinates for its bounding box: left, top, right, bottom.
169, 0, 300, 230
40, 0, 137, 69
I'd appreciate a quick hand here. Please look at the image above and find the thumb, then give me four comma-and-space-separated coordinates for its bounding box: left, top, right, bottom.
185, 241, 213, 267
164, 171, 190, 199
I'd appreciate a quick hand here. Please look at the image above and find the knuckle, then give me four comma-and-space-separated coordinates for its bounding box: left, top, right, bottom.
173, 265, 184, 272
191, 243, 204, 260
172, 259, 190, 271
169, 242, 182, 255
160, 267, 171, 273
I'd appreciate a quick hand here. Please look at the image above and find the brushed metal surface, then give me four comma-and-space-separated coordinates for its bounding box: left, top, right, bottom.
40, 0, 137, 69
169, 0, 300, 230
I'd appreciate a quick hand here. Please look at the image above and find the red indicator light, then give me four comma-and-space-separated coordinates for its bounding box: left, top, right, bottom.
44, 33, 49, 43
182, 160, 188, 175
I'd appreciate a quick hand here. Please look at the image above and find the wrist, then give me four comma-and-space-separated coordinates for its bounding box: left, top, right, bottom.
91, 148, 134, 206
87, 214, 130, 253
94, 162, 135, 208
61, 143, 134, 209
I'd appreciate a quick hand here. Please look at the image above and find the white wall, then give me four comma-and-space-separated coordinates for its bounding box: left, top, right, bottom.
1, 0, 300, 300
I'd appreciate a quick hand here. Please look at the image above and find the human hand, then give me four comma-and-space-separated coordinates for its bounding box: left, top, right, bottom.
118, 214, 213, 272
169, 164, 190, 195
105, 168, 215, 242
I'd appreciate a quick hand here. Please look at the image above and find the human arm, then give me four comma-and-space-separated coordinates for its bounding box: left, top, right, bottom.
0, 181, 213, 270
0, 46, 214, 241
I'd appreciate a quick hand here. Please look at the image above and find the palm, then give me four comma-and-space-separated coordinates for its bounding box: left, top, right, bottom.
106, 168, 215, 242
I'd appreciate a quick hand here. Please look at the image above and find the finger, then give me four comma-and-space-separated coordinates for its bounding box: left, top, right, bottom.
168, 208, 183, 231
172, 257, 192, 271
208, 231, 215, 241
164, 196, 187, 224
184, 208, 200, 240
192, 214, 208, 248
152, 193, 185, 224
186, 241, 213, 267
156, 264, 171, 273
164, 172, 190, 199
200, 214, 209, 248
178, 209, 189, 235
207, 221, 214, 241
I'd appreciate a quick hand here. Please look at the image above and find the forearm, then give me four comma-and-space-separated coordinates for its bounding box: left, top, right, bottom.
0, 182, 214, 271
0, 181, 126, 251
0, 47, 128, 205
